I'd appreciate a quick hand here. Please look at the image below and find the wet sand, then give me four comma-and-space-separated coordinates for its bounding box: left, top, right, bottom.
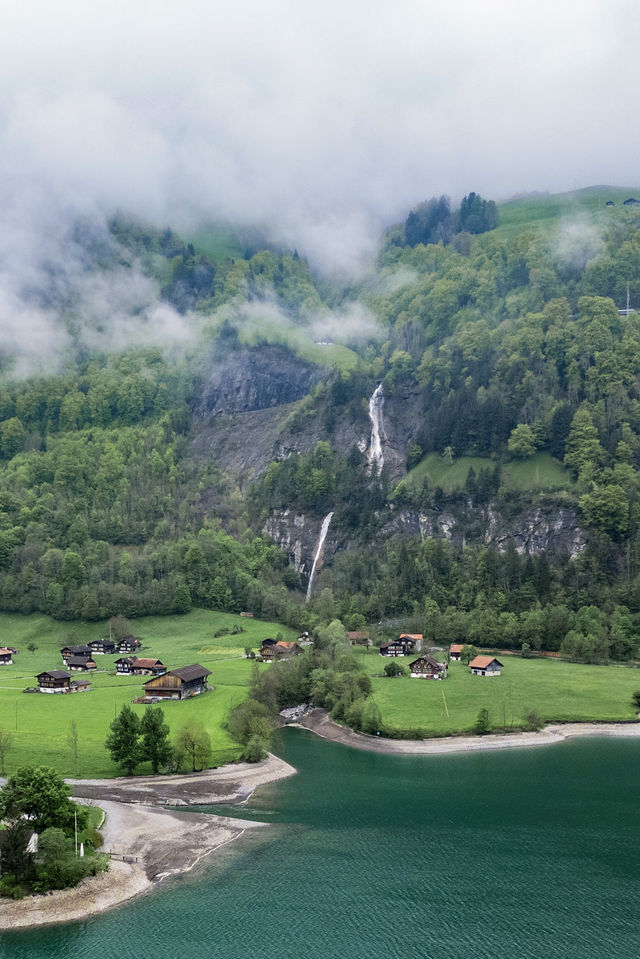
0, 754, 295, 931
294, 708, 640, 754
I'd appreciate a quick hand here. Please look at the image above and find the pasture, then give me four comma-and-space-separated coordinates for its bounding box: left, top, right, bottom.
0, 609, 293, 778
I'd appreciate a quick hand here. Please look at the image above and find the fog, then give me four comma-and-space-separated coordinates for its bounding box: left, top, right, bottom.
0, 0, 637, 366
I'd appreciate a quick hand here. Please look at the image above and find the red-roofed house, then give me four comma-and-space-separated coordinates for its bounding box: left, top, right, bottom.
449, 644, 464, 661
469, 656, 503, 677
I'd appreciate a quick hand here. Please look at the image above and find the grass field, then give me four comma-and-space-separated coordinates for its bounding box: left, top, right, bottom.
406, 451, 572, 493
356, 652, 640, 736
494, 186, 640, 239
0, 609, 294, 778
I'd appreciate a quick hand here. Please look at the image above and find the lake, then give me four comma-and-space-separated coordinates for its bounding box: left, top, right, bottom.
2, 729, 639, 958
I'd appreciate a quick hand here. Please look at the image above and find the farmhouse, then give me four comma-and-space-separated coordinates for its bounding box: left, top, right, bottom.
143, 664, 211, 700
116, 636, 142, 654
400, 633, 423, 651
449, 644, 464, 661
37, 670, 71, 693
348, 631, 371, 646
67, 656, 97, 672
61, 645, 91, 664
380, 635, 416, 657
469, 656, 504, 677
0, 648, 13, 665
70, 678, 91, 693
409, 655, 447, 679
88, 638, 116, 655
260, 640, 302, 661
116, 657, 165, 675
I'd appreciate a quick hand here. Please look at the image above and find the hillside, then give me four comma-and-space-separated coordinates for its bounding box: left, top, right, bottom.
1, 188, 640, 662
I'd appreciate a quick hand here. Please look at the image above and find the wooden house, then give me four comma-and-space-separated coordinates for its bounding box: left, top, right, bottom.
0, 648, 13, 665
380, 635, 416, 657
469, 656, 504, 677
409, 655, 447, 679
37, 670, 71, 694
449, 644, 464, 661
348, 631, 370, 646
67, 656, 97, 672
400, 633, 423, 652
61, 644, 91, 664
116, 636, 142, 654
143, 664, 211, 700
70, 678, 91, 693
89, 638, 116, 655
116, 657, 165, 675
260, 641, 302, 662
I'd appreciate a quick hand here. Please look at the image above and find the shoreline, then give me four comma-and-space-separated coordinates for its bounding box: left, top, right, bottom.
293, 708, 640, 754
0, 753, 295, 932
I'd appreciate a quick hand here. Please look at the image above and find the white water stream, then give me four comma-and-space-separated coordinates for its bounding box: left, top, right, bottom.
367, 383, 384, 473
305, 511, 334, 601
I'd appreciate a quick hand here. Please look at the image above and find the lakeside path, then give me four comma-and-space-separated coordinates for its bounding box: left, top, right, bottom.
295, 708, 640, 754
0, 754, 295, 932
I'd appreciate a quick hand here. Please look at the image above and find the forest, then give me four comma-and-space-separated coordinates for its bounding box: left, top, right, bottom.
2, 189, 640, 663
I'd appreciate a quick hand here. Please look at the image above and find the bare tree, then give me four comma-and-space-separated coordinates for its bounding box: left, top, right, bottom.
175, 720, 211, 772
0, 727, 13, 775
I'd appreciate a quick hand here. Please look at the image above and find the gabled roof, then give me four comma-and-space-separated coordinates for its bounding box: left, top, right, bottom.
399, 634, 423, 640
132, 658, 164, 669
67, 656, 96, 668
411, 654, 444, 669
469, 656, 503, 669
170, 664, 211, 682
71, 678, 91, 687
449, 644, 464, 653
38, 670, 70, 680
0, 648, 13, 656
61, 645, 91, 655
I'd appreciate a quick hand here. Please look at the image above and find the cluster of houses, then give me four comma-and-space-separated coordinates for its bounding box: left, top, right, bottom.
378, 634, 504, 679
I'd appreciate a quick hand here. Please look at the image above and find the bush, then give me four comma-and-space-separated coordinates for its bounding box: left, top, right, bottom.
523, 709, 544, 731
242, 734, 269, 763
474, 708, 491, 735
384, 660, 405, 677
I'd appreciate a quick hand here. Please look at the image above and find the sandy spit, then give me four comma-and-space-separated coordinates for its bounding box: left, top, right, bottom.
294, 708, 640, 754
0, 754, 295, 931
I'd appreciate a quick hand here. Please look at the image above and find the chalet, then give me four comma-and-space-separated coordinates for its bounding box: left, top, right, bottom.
260, 641, 303, 661
449, 644, 464, 661
116, 657, 165, 676
380, 636, 416, 657
143, 664, 211, 701
116, 635, 142, 654
624, 197, 640, 206
0, 648, 13, 665
88, 638, 116, 655
37, 670, 71, 694
400, 633, 423, 652
348, 631, 371, 646
469, 656, 504, 677
240, 611, 254, 618
70, 678, 91, 693
409, 655, 447, 679
605, 200, 615, 207
61, 645, 91, 664
67, 656, 97, 672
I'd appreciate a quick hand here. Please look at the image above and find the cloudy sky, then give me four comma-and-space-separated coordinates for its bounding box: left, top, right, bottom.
1, 0, 638, 273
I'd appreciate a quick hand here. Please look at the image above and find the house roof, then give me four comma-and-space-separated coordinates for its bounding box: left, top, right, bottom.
67, 657, 96, 668
449, 644, 464, 653
38, 670, 70, 680
61, 645, 91, 655
399, 634, 423, 640
411, 654, 444, 669
469, 656, 503, 669
132, 658, 164, 669
0, 648, 13, 656
71, 678, 91, 687
170, 664, 211, 682
348, 631, 370, 640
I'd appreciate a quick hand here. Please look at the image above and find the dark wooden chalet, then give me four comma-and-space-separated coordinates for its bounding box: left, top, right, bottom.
0, 648, 14, 665
67, 656, 97, 671
116, 635, 142, 654
116, 656, 165, 675
37, 670, 71, 693
143, 664, 211, 700
400, 633, 423, 652
260, 641, 303, 662
409, 655, 447, 680
61, 644, 91, 663
70, 678, 91, 693
380, 636, 416, 657
469, 656, 504, 677
89, 638, 116, 655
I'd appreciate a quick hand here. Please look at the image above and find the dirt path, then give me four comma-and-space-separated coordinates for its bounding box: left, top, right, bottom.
0, 754, 295, 931
294, 708, 640, 754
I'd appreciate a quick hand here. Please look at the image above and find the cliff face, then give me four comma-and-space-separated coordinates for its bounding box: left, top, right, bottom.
190, 346, 587, 573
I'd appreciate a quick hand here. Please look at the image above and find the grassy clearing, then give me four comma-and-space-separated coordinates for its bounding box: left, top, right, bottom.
0, 609, 292, 778
185, 224, 245, 261
500, 453, 574, 491
494, 186, 640, 239
406, 451, 573, 494
358, 652, 640, 736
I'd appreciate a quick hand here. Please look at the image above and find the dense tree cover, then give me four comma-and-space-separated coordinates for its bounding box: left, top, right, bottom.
401, 193, 498, 248
0, 767, 105, 897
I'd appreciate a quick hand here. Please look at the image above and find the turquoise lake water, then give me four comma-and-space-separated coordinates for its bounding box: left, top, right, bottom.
2, 729, 640, 959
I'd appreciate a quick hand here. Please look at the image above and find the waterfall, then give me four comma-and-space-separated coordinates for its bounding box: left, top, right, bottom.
306, 512, 334, 601
367, 383, 384, 473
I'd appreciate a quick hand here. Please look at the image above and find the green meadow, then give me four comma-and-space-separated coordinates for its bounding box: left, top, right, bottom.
0, 609, 294, 778
494, 185, 640, 239
407, 451, 572, 493
360, 653, 640, 736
